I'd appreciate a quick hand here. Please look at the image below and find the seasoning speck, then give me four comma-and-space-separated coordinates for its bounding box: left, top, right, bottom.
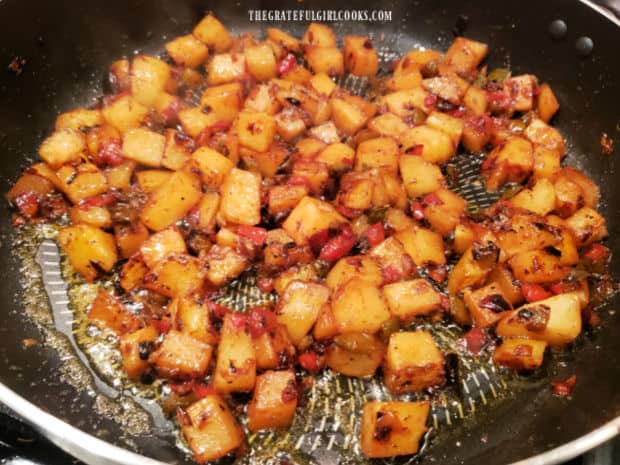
22, 338, 38, 348
600, 132, 614, 155
7, 56, 27, 75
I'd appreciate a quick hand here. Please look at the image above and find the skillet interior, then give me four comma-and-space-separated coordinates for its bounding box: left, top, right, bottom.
0, 0, 619, 463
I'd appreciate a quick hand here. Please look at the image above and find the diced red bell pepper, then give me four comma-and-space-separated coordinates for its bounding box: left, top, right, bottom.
13, 191, 40, 217
78, 191, 119, 210
486, 90, 510, 109
257, 277, 274, 293
247, 307, 278, 339
480, 155, 496, 171
231, 311, 248, 330
424, 94, 437, 108
363, 223, 385, 247
382, 265, 402, 284
440, 294, 450, 311
193, 384, 217, 399
153, 319, 171, 334
335, 204, 361, 219
521, 283, 552, 303
448, 107, 467, 118
582, 243, 609, 262
319, 225, 356, 261
427, 264, 447, 284
236, 225, 267, 247
277, 53, 297, 76
309, 228, 331, 254
551, 374, 576, 397
422, 192, 444, 207
169, 380, 195, 396
287, 175, 311, 190
411, 201, 425, 220
298, 351, 321, 373
405, 144, 424, 155
549, 282, 564, 295
207, 301, 230, 319
461, 328, 487, 356
160, 98, 182, 126
94, 140, 124, 167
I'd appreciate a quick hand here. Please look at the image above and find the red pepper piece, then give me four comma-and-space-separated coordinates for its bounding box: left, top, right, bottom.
405, 144, 424, 155
94, 140, 124, 167
461, 328, 487, 355
153, 319, 171, 334
424, 94, 437, 108
247, 307, 278, 339
236, 225, 267, 247
521, 283, 552, 303
277, 53, 297, 76
309, 228, 331, 254
207, 301, 230, 319
422, 192, 444, 207
231, 312, 248, 330
582, 243, 609, 262
257, 277, 274, 293
363, 223, 385, 247
382, 265, 402, 284
287, 175, 311, 189
13, 191, 40, 217
551, 374, 576, 397
193, 384, 217, 399
298, 351, 321, 373
319, 225, 356, 261
411, 201, 425, 220
427, 264, 447, 284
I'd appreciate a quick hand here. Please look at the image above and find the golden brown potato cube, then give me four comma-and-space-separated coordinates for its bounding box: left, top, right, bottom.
453, 224, 474, 255
114, 222, 149, 259
165, 34, 209, 68
369, 237, 415, 282
337, 171, 374, 211
282, 196, 347, 245
316, 143, 355, 172
380, 88, 430, 118
277, 280, 330, 346
245, 84, 280, 114
254, 324, 296, 370
108, 59, 131, 92
88, 289, 140, 335
326, 333, 385, 377
69, 204, 111, 229
313, 304, 339, 340
422, 74, 469, 105
462, 116, 492, 153
447, 242, 498, 294
192, 14, 233, 52
425, 111, 464, 146
219, 168, 261, 226
396, 227, 446, 267
361, 401, 429, 458
144, 254, 206, 297
102, 95, 149, 133
55, 108, 103, 131
384, 331, 445, 394
332, 278, 391, 334
305, 46, 344, 76
564, 207, 608, 247
383, 279, 442, 320
557, 167, 599, 209
301, 22, 336, 47
343, 36, 379, 76
399, 154, 445, 199
206, 53, 246, 86
178, 106, 218, 138
38, 129, 85, 168
496, 293, 582, 346
330, 95, 376, 135
105, 160, 136, 191
58, 225, 118, 282
121, 127, 165, 167
200, 82, 243, 122
55, 163, 108, 204
368, 113, 408, 138
267, 27, 300, 53
355, 137, 399, 173
149, 330, 212, 379
237, 110, 276, 152
273, 264, 318, 296
537, 83, 560, 122
135, 170, 172, 192
423, 188, 467, 237
204, 244, 249, 286
140, 227, 186, 268
463, 86, 488, 116
385, 67, 423, 92
282, 65, 313, 85
504, 74, 536, 112
172, 296, 219, 345
486, 264, 523, 306
509, 250, 568, 284
309, 72, 336, 97
180, 395, 244, 463
268, 185, 307, 217
483, 137, 534, 192
463, 282, 513, 328
190, 146, 234, 188
294, 137, 326, 158
119, 255, 148, 291
131, 55, 171, 107
291, 160, 329, 195
194, 192, 220, 232
554, 176, 584, 218
214, 313, 256, 393
140, 171, 202, 231
509, 179, 554, 216
275, 108, 306, 141
524, 118, 566, 155
245, 43, 277, 81
442, 37, 488, 74
400, 125, 455, 164
326, 255, 383, 290
493, 338, 547, 371
119, 326, 158, 380
248, 370, 297, 431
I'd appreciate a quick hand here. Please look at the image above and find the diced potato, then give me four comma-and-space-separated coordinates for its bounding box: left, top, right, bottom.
105, 160, 135, 190
396, 227, 446, 266
463, 86, 487, 116
219, 168, 261, 226
330, 94, 376, 135
204, 244, 249, 286
503, 74, 535, 112
337, 171, 374, 211
383, 279, 442, 320
486, 264, 523, 306
463, 282, 512, 328
131, 55, 171, 107
149, 330, 212, 379
532, 146, 561, 180
453, 224, 474, 255
192, 14, 233, 52
316, 143, 355, 172
496, 292, 582, 346
524, 118, 566, 155
245, 84, 280, 114
193, 192, 220, 232
511, 178, 555, 215
291, 160, 329, 195
165, 34, 209, 68
425, 111, 464, 145
102, 95, 149, 133
214, 313, 256, 393
368, 113, 409, 138
380, 88, 430, 118
237, 110, 276, 152
305, 46, 344, 76
399, 154, 445, 199
135, 169, 172, 192
422, 74, 469, 104
207, 53, 246, 86
119, 326, 159, 380
355, 137, 399, 173
384, 331, 445, 393
38, 129, 85, 168
114, 222, 149, 258
140, 171, 202, 231
6, 173, 54, 207
171, 295, 218, 345
482, 137, 534, 192
277, 281, 330, 346
326, 255, 383, 290
326, 333, 385, 377
267, 27, 300, 53
447, 242, 499, 294
180, 395, 244, 463
423, 188, 467, 237
343, 36, 379, 76
301, 22, 336, 47
55, 163, 108, 204
369, 237, 414, 281
254, 324, 296, 370
509, 249, 568, 284
282, 196, 347, 245
537, 83, 560, 122
248, 370, 297, 431
119, 255, 148, 291
361, 401, 429, 458
267, 184, 306, 217
493, 338, 547, 371
332, 278, 391, 333
245, 43, 277, 81
55, 108, 103, 131
190, 146, 234, 188
144, 254, 206, 297
68, 204, 110, 228
442, 37, 488, 73
386, 67, 423, 91
140, 227, 186, 268
201, 82, 243, 122
309, 72, 336, 97
557, 167, 599, 209
88, 289, 140, 335
400, 125, 455, 164
564, 207, 608, 247
178, 106, 218, 138
58, 225, 118, 282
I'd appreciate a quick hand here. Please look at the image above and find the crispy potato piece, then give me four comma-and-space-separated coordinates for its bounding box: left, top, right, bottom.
131, 55, 171, 107
119, 326, 158, 380
282, 196, 347, 245
493, 338, 547, 371
144, 254, 206, 297
326, 333, 385, 377
204, 244, 249, 286
58, 225, 118, 282
537, 83, 560, 122
219, 168, 261, 226
165, 34, 209, 68
38, 129, 85, 168
383, 279, 442, 320
442, 37, 488, 74
214, 313, 256, 393
149, 330, 213, 379
326, 255, 383, 290
88, 289, 140, 335
193, 14, 233, 52
463, 282, 513, 328
248, 370, 297, 431
305, 46, 344, 76
396, 227, 446, 266
277, 280, 330, 346
55, 108, 103, 131
400, 125, 455, 164
332, 278, 391, 334
301, 22, 336, 47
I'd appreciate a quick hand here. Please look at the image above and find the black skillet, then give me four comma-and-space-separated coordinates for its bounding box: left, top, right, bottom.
0, 0, 620, 464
